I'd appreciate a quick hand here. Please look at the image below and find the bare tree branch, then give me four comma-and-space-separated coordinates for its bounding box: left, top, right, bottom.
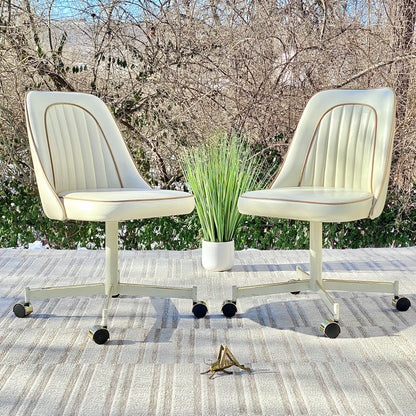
332, 54, 416, 88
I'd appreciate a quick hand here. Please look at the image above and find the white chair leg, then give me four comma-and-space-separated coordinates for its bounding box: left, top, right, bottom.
309, 222, 341, 338
309, 221, 323, 285
89, 223, 208, 343
87, 283, 112, 345
88, 222, 119, 345
105, 221, 119, 296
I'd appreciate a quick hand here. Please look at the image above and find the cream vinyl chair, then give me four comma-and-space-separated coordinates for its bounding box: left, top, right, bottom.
222, 88, 411, 338
13, 91, 207, 344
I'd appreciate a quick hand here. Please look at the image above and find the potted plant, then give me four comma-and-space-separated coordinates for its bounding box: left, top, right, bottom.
181, 132, 262, 271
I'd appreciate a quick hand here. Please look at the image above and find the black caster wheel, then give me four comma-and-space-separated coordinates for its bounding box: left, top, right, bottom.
192, 301, 208, 318
289, 279, 300, 295
88, 325, 110, 344
13, 302, 33, 318
320, 320, 341, 339
393, 296, 411, 312
221, 300, 237, 318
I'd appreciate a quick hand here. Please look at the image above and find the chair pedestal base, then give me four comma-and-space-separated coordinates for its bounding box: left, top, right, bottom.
223, 222, 410, 338
230, 270, 398, 315
15, 281, 206, 343
14, 281, 205, 320
13, 222, 208, 344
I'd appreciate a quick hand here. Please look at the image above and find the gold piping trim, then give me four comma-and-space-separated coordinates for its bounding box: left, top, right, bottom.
44, 102, 124, 189
268, 88, 396, 219
298, 103, 377, 189
61, 195, 193, 203
96, 99, 152, 188
240, 194, 373, 206
25, 96, 68, 217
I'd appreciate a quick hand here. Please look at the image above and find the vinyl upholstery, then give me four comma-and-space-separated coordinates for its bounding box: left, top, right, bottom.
26, 92, 195, 221
238, 88, 395, 222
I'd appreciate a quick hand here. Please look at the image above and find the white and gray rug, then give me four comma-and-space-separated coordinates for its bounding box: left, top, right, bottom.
0, 246, 416, 415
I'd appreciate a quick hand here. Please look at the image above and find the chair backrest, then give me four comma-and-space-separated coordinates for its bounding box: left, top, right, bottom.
271, 88, 396, 219
25, 91, 150, 220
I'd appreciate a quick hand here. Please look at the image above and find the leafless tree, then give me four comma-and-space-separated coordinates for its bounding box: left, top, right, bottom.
0, 0, 415, 207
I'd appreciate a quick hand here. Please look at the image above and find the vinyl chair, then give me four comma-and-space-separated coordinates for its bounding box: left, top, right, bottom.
13, 91, 207, 344
222, 88, 411, 338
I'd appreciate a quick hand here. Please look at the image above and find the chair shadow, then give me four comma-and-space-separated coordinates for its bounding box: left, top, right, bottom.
240, 294, 414, 339
232, 258, 416, 273
231, 255, 415, 338
9, 296, 189, 345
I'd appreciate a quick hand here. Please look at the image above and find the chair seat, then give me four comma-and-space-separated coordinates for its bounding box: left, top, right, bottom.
59, 188, 195, 221
238, 187, 374, 222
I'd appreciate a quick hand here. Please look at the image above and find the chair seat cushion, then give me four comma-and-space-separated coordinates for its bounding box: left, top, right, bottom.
238, 187, 374, 222
59, 188, 195, 221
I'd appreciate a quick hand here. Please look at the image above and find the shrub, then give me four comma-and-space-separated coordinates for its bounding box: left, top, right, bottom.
0, 178, 415, 251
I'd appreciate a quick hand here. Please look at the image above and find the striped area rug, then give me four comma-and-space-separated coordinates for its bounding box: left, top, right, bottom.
0, 246, 415, 415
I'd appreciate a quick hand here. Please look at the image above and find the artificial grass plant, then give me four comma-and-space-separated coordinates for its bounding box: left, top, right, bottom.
181, 132, 262, 243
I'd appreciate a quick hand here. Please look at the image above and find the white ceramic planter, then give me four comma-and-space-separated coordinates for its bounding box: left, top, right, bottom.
202, 240, 234, 272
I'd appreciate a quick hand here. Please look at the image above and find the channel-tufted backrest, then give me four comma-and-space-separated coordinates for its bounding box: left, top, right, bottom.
299, 104, 376, 190
25, 91, 150, 220
271, 88, 395, 219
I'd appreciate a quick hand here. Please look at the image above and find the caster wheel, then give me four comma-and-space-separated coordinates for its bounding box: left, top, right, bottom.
221, 300, 237, 318
393, 296, 411, 312
192, 301, 208, 318
289, 279, 300, 295
13, 302, 33, 318
88, 325, 110, 344
320, 320, 341, 339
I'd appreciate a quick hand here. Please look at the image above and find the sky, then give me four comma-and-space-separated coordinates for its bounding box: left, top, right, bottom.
47, 1, 144, 21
